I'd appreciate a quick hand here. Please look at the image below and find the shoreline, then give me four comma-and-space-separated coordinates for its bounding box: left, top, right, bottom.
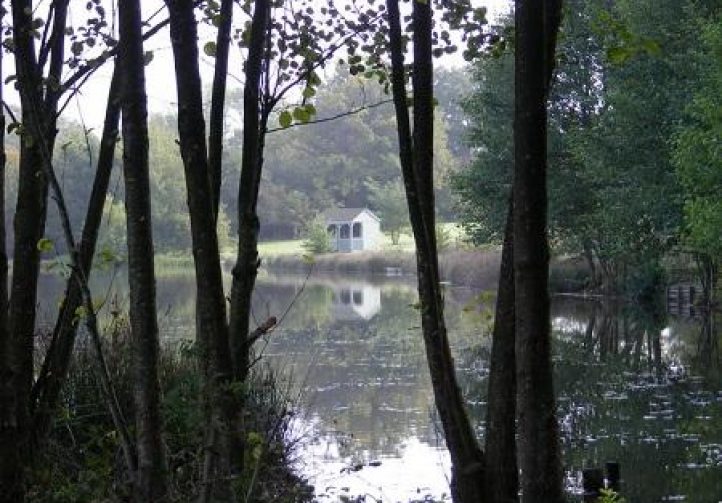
263, 248, 503, 291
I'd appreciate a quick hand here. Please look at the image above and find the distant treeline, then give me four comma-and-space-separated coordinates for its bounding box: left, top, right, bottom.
3, 68, 470, 253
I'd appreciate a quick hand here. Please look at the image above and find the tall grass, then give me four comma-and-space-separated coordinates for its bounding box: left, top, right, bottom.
265, 248, 503, 289
29, 320, 312, 502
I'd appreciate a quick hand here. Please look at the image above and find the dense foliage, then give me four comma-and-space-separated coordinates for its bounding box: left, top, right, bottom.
454, 0, 721, 296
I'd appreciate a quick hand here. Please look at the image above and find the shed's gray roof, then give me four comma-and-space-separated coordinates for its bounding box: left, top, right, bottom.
324, 207, 380, 222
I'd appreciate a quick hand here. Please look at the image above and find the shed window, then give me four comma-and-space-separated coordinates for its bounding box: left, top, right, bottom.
352, 222, 362, 238
352, 290, 363, 305
340, 224, 350, 239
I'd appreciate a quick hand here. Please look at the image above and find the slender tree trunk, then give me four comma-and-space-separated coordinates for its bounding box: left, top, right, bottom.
485, 201, 518, 503
229, 0, 270, 380
119, 1, 168, 499
2, 1, 68, 497
513, 0, 563, 500
582, 239, 598, 288
0, 0, 7, 379
30, 65, 121, 445
386, 0, 485, 501
164, 2, 236, 500
0, 0, 16, 496
208, 0, 233, 221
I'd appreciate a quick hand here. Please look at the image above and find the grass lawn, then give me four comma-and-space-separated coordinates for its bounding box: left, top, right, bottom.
255, 222, 467, 257
257, 239, 306, 256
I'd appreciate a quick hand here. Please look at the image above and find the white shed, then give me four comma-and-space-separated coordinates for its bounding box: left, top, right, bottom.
324, 208, 382, 252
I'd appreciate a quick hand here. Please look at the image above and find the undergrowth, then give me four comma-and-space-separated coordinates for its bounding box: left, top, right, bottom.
28, 319, 312, 502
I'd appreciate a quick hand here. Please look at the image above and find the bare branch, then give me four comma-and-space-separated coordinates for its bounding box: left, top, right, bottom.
266, 98, 393, 134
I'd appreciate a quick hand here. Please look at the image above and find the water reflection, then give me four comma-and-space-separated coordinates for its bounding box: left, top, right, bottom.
546, 298, 722, 502
36, 268, 722, 502
330, 283, 381, 321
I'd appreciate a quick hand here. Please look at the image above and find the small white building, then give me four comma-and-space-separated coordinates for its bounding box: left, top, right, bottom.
324, 208, 382, 252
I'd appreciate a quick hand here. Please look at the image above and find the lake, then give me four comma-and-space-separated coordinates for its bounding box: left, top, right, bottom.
37, 266, 722, 502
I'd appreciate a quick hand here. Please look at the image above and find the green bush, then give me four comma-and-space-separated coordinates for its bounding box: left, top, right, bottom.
301, 219, 332, 254
29, 320, 311, 502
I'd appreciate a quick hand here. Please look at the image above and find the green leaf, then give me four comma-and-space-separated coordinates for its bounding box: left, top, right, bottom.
641, 39, 661, 55
203, 41, 217, 57
247, 431, 263, 445
37, 238, 54, 253
309, 71, 322, 86
74, 305, 88, 321
302, 86, 316, 99
607, 46, 630, 64
279, 110, 293, 128
293, 107, 310, 123
143, 51, 154, 65
99, 246, 119, 265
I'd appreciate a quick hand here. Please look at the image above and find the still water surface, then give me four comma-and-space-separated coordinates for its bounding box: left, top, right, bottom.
38, 267, 722, 502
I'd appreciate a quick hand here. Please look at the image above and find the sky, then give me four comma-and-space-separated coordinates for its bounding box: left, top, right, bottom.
3, 0, 511, 132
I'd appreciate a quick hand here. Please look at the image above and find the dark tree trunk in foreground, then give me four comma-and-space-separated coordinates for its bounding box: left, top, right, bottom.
0, 0, 7, 391
1, 1, 68, 497
386, 0, 485, 501
514, 0, 563, 500
164, 2, 237, 500
0, 0, 14, 496
119, 1, 168, 499
485, 202, 518, 503
208, 0, 234, 220
31, 66, 122, 446
229, 0, 270, 381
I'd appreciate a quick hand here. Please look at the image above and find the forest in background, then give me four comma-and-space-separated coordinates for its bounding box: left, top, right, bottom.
2, 67, 468, 251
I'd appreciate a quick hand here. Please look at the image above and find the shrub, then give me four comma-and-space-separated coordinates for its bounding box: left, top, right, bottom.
29, 320, 311, 502
301, 219, 332, 254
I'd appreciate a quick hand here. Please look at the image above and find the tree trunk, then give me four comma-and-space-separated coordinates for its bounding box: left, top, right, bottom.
119, 1, 168, 499
582, 240, 598, 289
0, 0, 7, 386
164, 2, 237, 500
30, 65, 121, 446
2, 1, 68, 497
229, 0, 270, 381
513, 0, 563, 501
386, 0, 485, 501
208, 0, 234, 221
485, 201, 518, 503
0, 0, 16, 496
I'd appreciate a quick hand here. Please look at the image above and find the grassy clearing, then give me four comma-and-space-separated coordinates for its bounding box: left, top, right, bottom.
255, 222, 467, 257
257, 239, 306, 256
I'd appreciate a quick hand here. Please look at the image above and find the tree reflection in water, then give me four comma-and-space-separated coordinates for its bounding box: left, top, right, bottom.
35, 269, 722, 502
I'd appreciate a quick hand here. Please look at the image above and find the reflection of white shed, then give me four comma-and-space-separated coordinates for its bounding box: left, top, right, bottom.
331, 283, 382, 320
325, 208, 381, 252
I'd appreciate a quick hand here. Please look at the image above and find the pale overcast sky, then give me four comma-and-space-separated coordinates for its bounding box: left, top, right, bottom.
3, 0, 511, 132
